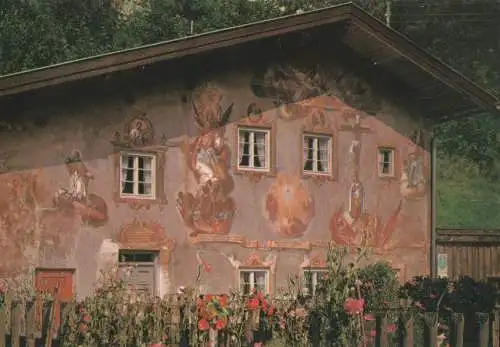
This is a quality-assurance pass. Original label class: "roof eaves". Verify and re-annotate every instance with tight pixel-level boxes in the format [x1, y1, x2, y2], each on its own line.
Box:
[348, 5, 500, 115]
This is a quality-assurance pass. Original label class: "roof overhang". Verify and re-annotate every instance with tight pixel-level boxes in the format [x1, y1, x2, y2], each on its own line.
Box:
[0, 2, 497, 121]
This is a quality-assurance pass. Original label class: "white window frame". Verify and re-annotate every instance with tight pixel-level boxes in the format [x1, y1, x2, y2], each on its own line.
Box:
[303, 269, 328, 296]
[118, 250, 159, 296]
[239, 269, 270, 294]
[120, 152, 156, 199]
[377, 147, 395, 177]
[302, 133, 332, 175]
[237, 127, 271, 172]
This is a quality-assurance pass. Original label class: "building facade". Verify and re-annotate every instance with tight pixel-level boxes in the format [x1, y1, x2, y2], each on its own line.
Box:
[0, 4, 497, 299]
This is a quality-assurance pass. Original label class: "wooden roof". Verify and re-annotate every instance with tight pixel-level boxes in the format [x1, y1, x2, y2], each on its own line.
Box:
[0, 2, 498, 120]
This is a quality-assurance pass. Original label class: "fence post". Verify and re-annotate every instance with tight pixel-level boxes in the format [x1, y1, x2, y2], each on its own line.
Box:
[423, 312, 438, 347]
[375, 312, 389, 347]
[0, 301, 6, 347]
[398, 311, 413, 347]
[450, 312, 464, 347]
[476, 312, 489, 347]
[10, 301, 22, 347]
[25, 300, 37, 347]
[492, 307, 500, 347]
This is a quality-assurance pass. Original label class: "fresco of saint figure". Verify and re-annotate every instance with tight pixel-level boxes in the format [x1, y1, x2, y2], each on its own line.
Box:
[176, 85, 236, 237]
[53, 149, 108, 227]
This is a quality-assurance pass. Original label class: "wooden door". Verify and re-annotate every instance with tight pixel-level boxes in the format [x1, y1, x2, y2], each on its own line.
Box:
[35, 269, 74, 335]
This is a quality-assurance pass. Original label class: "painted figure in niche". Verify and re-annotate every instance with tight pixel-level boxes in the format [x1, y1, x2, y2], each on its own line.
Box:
[400, 131, 427, 199]
[330, 176, 403, 248]
[177, 85, 236, 237]
[250, 64, 326, 120]
[112, 113, 154, 147]
[265, 173, 314, 238]
[0, 170, 44, 275]
[53, 150, 108, 227]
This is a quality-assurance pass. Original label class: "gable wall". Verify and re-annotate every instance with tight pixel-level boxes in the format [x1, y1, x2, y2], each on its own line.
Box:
[0, 34, 431, 297]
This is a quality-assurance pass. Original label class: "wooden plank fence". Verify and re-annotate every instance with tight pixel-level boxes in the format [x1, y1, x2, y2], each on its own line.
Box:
[437, 228, 500, 281]
[0, 297, 499, 346]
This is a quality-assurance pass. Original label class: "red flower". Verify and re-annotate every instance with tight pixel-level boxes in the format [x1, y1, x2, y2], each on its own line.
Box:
[218, 294, 228, 307]
[267, 305, 275, 316]
[387, 324, 396, 333]
[205, 295, 214, 302]
[344, 297, 364, 315]
[82, 315, 91, 323]
[370, 329, 376, 337]
[215, 318, 227, 330]
[248, 298, 260, 310]
[198, 318, 210, 331]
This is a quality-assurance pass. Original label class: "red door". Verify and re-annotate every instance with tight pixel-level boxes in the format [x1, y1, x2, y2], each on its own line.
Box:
[35, 269, 74, 335]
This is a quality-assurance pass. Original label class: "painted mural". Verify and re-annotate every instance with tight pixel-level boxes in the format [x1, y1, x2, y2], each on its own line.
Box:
[177, 84, 236, 237]
[0, 170, 43, 274]
[52, 150, 108, 227]
[250, 63, 382, 118]
[400, 130, 427, 199]
[265, 173, 314, 238]
[250, 64, 326, 121]
[111, 113, 155, 147]
[330, 111, 402, 248]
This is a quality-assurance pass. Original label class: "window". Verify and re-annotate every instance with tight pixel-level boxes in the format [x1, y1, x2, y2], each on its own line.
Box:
[377, 147, 395, 177]
[237, 128, 270, 171]
[120, 153, 155, 198]
[303, 134, 332, 174]
[303, 269, 328, 296]
[239, 269, 269, 294]
[118, 250, 157, 296]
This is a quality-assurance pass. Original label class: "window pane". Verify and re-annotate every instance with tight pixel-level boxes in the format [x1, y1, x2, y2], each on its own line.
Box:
[240, 272, 251, 294]
[254, 271, 267, 292]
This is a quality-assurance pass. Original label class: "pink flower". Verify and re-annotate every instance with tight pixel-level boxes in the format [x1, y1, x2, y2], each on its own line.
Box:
[364, 314, 375, 321]
[370, 329, 376, 337]
[344, 297, 364, 315]
[387, 324, 396, 333]
[415, 301, 425, 310]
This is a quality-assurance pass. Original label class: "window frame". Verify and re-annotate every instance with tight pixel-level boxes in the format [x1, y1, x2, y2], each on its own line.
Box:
[302, 133, 333, 176]
[377, 146, 396, 178]
[119, 151, 157, 199]
[302, 268, 328, 296]
[236, 127, 272, 172]
[118, 249, 159, 296]
[238, 268, 270, 295]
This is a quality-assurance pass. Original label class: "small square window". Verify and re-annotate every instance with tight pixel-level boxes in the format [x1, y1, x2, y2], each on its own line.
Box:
[120, 153, 156, 198]
[303, 134, 332, 174]
[237, 128, 270, 171]
[239, 269, 269, 295]
[303, 269, 328, 296]
[377, 148, 395, 177]
[118, 250, 158, 296]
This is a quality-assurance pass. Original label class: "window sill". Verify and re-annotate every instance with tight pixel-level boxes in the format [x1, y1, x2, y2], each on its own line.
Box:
[232, 166, 276, 183]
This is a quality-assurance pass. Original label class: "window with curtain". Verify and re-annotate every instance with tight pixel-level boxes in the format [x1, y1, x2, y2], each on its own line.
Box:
[120, 152, 155, 197]
[303, 134, 331, 174]
[377, 147, 395, 176]
[239, 269, 269, 294]
[238, 127, 270, 170]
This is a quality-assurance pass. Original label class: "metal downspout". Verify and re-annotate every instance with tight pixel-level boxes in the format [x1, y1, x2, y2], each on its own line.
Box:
[430, 135, 437, 277]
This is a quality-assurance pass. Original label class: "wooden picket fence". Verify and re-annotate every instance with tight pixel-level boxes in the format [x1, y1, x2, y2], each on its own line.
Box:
[0, 297, 499, 347]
